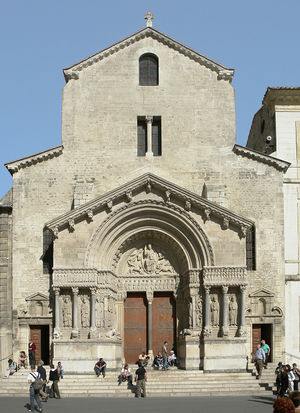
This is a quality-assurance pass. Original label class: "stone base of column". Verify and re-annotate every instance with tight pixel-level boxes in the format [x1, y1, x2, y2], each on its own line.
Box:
[71, 328, 79, 338]
[221, 326, 229, 336]
[89, 327, 98, 339]
[237, 327, 247, 337]
[203, 326, 211, 337]
[53, 328, 61, 339]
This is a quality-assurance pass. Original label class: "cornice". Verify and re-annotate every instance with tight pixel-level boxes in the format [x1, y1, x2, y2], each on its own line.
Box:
[5, 145, 63, 175]
[63, 27, 234, 83]
[263, 87, 300, 110]
[45, 172, 254, 237]
[233, 144, 290, 172]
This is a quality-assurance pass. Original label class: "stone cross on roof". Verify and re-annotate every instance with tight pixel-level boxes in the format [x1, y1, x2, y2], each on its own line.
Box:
[144, 11, 154, 27]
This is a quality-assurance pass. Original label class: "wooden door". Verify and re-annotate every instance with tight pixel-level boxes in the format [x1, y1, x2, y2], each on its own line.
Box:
[124, 293, 147, 364]
[30, 326, 41, 363]
[252, 324, 261, 357]
[152, 293, 175, 357]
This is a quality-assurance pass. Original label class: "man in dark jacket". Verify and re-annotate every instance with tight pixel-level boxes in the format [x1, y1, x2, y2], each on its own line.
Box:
[49, 364, 61, 399]
[135, 362, 147, 398]
[37, 360, 48, 401]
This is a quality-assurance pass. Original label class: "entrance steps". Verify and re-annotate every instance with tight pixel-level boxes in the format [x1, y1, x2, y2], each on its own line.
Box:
[0, 367, 275, 397]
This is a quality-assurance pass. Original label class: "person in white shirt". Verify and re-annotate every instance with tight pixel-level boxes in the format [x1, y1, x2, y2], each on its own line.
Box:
[287, 364, 296, 392]
[168, 350, 177, 367]
[4, 359, 17, 378]
[27, 364, 42, 412]
[118, 363, 133, 386]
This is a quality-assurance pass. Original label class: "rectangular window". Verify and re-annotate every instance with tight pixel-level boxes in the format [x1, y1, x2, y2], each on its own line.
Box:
[246, 227, 256, 270]
[137, 116, 161, 157]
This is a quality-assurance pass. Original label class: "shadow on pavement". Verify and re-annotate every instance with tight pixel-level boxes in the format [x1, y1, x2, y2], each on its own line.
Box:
[248, 395, 276, 405]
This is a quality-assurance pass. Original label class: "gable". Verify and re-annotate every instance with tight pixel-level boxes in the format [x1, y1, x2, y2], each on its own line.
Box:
[25, 292, 49, 301]
[63, 27, 234, 83]
[45, 173, 254, 237]
[248, 288, 274, 298]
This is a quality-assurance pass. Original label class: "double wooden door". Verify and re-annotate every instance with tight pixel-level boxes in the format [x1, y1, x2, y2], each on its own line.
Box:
[124, 292, 175, 363]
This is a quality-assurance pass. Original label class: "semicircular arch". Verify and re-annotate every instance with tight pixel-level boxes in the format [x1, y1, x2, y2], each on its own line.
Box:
[84, 200, 214, 271]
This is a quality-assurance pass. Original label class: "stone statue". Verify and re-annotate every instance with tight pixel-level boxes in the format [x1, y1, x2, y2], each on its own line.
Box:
[80, 296, 89, 328]
[96, 296, 104, 328]
[62, 296, 72, 327]
[196, 296, 202, 328]
[210, 296, 219, 327]
[143, 244, 157, 273]
[229, 295, 238, 326]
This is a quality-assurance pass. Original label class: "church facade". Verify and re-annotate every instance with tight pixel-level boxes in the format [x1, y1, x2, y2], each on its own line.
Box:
[0, 16, 289, 373]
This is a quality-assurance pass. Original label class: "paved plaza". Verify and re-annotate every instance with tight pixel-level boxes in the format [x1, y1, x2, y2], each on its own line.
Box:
[0, 395, 276, 413]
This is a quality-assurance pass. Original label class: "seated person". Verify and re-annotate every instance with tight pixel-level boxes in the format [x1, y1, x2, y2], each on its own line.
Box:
[153, 352, 163, 369]
[57, 361, 64, 379]
[4, 359, 17, 378]
[138, 352, 149, 367]
[168, 350, 177, 367]
[18, 351, 28, 369]
[94, 358, 106, 378]
[118, 363, 133, 386]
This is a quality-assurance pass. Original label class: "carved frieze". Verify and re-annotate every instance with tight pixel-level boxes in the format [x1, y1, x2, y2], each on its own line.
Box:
[53, 268, 98, 287]
[203, 266, 247, 287]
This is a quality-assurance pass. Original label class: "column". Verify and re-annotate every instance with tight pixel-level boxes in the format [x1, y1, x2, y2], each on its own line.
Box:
[203, 286, 211, 336]
[238, 285, 247, 337]
[146, 290, 154, 357]
[146, 116, 153, 157]
[116, 291, 127, 362]
[72, 287, 79, 338]
[221, 286, 229, 336]
[53, 287, 60, 339]
[90, 287, 97, 338]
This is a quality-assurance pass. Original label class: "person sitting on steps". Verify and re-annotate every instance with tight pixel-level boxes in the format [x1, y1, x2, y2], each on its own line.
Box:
[94, 358, 106, 378]
[118, 363, 133, 386]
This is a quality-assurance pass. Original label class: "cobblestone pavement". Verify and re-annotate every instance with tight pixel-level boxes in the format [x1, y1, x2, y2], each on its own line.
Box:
[0, 395, 276, 413]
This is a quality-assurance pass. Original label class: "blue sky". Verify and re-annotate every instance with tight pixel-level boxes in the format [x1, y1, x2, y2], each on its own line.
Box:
[1, 0, 300, 199]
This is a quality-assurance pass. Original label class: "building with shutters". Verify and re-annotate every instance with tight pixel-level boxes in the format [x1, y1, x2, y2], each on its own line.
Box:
[0, 13, 290, 373]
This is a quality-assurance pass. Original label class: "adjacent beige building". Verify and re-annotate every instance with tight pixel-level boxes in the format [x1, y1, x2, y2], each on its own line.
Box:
[247, 87, 300, 365]
[0, 16, 290, 373]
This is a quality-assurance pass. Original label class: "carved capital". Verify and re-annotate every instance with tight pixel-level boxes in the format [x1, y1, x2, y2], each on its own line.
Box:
[116, 291, 127, 301]
[146, 290, 154, 303]
[90, 287, 97, 295]
[145, 116, 153, 123]
[222, 286, 229, 294]
[240, 285, 247, 293]
[53, 287, 60, 296]
[204, 286, 210, 295]
[72, 287, 79, 295]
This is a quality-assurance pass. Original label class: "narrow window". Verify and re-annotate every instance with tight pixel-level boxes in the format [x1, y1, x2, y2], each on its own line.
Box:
[139, 54, 159, 86]
[246, 227, 256, 270]
[137, 116, 162, 156]
[137, 118, 147, 156]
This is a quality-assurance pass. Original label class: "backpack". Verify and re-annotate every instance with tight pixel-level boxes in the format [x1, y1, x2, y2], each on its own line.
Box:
[30, 373, 43, 391]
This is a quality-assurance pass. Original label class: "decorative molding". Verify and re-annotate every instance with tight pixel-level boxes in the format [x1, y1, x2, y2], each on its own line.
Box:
[25, 292, 49, 301]
[203, 266, 247, 287]
[5, 145, 63, 175]
[87, 199, 215, 268]
[45, 172, 254, 241]
[233, 144, 290, 172]
[63, 27, 234, 83]
[248, 288, 274, 298]
[53, 268, 99, 288]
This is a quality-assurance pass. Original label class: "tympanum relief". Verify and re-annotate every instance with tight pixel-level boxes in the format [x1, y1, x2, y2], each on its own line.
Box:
[127, 244, 175, 275]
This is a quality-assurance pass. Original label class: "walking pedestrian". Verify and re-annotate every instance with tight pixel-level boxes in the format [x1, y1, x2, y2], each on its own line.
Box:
[261, 339, 271, 368]
[49, 364, 61, 399]
[293, 364, 300, 391]
[27, 364, 43, 412]
[162, 341, 169, 371]
[279, 366, 290, 397]
[254, 344, 265, 379]
[135, 361, 147, 398]
[287, 365, 296, 392]
[37, 360, 48, 401]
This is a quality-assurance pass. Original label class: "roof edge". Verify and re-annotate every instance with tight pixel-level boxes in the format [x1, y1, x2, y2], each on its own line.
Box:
[233, 144, 290, 172]
[5, 145, 64, 175]
[63, 27, 234, 83]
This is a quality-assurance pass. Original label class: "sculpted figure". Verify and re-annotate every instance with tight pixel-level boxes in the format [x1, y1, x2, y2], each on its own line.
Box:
[196, 296, 202, 328]
[210, 296, 219, 327]
[127, 249, 143, 274]
[143, 244, 157, 273]
[62, 296, 72, 327]
[229, 296, 238, 326]
[81, 296, 89, 328]
[96, 297, 104, 328]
